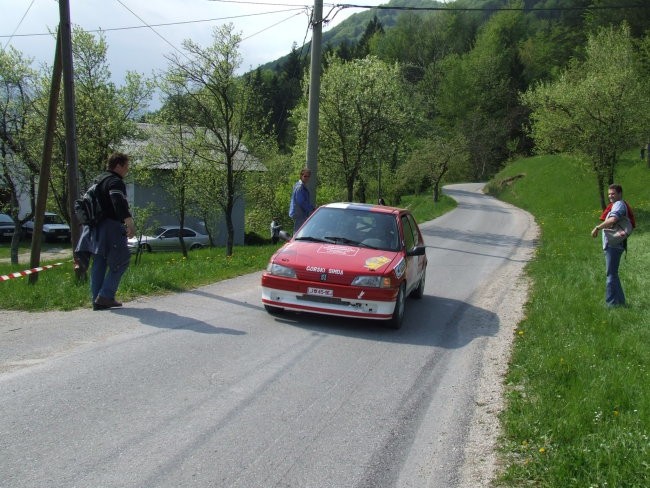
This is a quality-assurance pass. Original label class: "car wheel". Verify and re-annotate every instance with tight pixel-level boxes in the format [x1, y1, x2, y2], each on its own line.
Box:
[141, 243, 152, 252]
[388, 283, 405, 330]
[264, 304, 284, 315]
[410, 268, 426, 299]
[190, 243, 203, 250]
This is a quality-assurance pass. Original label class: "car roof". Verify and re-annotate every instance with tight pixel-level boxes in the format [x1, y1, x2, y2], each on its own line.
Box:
[158, 225, 204, 233]
[321, 202, 405, 215]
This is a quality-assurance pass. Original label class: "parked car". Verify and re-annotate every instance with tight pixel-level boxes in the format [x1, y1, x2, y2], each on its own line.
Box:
[261, 202, 428, 329]
[128, 226, 210, 253]
[22, 212, 71, 243]
[0, 213, 17, 241]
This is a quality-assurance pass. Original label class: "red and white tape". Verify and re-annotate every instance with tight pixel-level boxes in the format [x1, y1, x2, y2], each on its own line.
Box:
[1, 262, 64, 281]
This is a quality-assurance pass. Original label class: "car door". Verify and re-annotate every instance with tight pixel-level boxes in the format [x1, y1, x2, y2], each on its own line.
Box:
[160, 228, 179, 251]
[400, 213, 424, 295]
[181, 228, 197, 247]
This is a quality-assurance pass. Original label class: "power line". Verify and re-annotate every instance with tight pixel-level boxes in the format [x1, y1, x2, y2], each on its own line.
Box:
[0, 7, 307, 38]
[2, 0, 36, 50]
[335, 3, 650, 12]
[242, 11, 307, 42]
[115, 0, 184, 56]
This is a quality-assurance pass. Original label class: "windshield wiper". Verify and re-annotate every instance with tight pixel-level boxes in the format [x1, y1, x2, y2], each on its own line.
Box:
[294, 235, 334, 243]
[323, 236, 376, 248]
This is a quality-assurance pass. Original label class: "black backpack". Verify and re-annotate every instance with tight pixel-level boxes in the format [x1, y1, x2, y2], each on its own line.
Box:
[74, 173, 112, 227]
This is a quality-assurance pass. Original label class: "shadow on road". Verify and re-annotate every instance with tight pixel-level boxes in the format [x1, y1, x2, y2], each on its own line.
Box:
[267, 294, 499, 349]
[110, 307, 246, 336]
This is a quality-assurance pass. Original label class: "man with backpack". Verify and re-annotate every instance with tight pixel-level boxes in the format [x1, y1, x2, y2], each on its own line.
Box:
[75, 152, 136, 310]
[591, 184, 635, 307]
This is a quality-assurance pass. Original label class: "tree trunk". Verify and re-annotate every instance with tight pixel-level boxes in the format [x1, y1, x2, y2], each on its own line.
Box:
[596, 174, 606, 210]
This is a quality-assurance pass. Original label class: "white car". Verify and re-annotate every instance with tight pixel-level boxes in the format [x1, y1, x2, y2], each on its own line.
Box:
[22, 212, 71, 243]
[128, 226, 210, 253]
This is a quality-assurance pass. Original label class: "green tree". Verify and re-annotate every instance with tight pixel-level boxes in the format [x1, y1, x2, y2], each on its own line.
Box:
[399, 133, 469, 203]
[435, 9, 529, 179]
[43, 28, 152, 221]
[0, 46, 43, 264]
[163, 23, 263, 256]
[294, 55, 411, 202]
[522, 25, 648, 208]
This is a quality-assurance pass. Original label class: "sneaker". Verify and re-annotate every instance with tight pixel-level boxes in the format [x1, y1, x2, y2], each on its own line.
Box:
[94, 296, 123, 308]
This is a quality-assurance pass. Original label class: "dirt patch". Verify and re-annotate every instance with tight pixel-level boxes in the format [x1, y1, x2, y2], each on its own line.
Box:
[0, 248, 72, 265]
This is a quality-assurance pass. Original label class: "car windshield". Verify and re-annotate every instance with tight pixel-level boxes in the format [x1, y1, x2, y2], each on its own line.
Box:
[44, 214, 64, 224]
[0, 214, 13, 223]
[296, 207, 400, 251]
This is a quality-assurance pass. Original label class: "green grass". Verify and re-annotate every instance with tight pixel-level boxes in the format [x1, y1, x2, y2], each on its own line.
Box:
[400, 192, 457, 223]
[0, 193, 454, 312]
[488, 152, 650, 487]
[0, 245, 276, 311]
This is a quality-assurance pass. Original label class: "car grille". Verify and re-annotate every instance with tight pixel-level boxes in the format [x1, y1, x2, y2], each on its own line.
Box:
[297, 295, 348, 306]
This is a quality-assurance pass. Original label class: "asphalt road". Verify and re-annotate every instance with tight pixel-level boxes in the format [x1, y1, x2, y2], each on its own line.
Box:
[0, 183, 538, 488]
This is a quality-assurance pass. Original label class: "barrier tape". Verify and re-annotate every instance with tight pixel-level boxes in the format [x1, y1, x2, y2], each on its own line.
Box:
[1, 262, 64, 281]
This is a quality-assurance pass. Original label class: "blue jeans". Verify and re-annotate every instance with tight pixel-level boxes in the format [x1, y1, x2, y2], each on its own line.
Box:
[604, 246, 625, 306]
[90, 249, 130, 302]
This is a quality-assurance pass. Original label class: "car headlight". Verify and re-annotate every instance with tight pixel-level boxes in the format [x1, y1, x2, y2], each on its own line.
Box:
[267, 262, 297, 278]
[351, 275, 392, 288]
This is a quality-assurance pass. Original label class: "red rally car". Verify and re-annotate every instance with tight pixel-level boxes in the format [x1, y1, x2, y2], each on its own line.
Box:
[261, 202, 428, 329]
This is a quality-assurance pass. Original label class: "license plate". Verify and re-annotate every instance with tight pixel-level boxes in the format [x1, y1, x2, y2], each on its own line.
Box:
[307, 287, 333, 297]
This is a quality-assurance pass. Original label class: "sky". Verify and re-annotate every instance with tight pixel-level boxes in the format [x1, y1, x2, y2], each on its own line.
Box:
[1, 0, 377, 85]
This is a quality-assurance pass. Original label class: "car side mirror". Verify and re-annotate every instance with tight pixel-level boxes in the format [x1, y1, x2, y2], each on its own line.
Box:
[279, 230, 291, 242]
[407, 245, 426, 257]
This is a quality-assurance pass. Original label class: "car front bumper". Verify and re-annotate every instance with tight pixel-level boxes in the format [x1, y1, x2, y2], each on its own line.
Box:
[261, 274, 398, 320]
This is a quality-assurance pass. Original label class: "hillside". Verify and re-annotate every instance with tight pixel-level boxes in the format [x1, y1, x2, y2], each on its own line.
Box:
[257, 0, 447, 71]
[488, 152, 649, 485]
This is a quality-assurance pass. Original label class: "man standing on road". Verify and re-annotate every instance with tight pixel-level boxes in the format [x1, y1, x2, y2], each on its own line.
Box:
[289, 168, 314, 233]
[591, 184, 633, 307]
[76, 152, 136, 310]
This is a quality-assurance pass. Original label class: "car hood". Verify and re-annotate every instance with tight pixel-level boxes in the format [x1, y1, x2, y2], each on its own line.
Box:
[272, 241, 401, 283]
[128, 235, 155, 244]
[43, 224, 69, 231]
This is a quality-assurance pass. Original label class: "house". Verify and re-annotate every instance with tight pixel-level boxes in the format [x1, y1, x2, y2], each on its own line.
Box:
[124, 123, 266, 246]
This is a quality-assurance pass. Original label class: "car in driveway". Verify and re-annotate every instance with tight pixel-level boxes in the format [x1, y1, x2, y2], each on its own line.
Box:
[128, 226, 210, 253]
[261, 202, 428, 329]
[22, 212, 71, 242]
[0, 213, 17, 241]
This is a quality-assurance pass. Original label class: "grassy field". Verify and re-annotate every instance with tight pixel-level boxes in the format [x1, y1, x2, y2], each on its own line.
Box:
[0, 193, 456, 311]
[487, 152, 649, 486]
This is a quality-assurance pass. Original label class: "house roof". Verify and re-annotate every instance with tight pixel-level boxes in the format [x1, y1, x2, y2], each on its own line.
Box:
[123, 123, 266, 172]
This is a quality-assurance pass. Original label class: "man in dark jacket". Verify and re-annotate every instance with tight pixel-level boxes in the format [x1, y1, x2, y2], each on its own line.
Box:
[76, 152, 136, 310]
[289, 168, 314, 233]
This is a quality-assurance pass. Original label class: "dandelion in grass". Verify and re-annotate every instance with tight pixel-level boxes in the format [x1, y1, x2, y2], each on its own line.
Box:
[539, 447, 546, 454]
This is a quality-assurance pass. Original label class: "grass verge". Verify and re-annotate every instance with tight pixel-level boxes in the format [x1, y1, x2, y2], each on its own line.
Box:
[487, 152, 650, 486]
[0, 193, 455, 312]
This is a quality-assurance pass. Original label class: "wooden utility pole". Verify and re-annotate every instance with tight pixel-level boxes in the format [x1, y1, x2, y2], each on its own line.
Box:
[28, 31, 62, 284]
[58, 0, 83, 279]
[305, 0, 322, 206]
